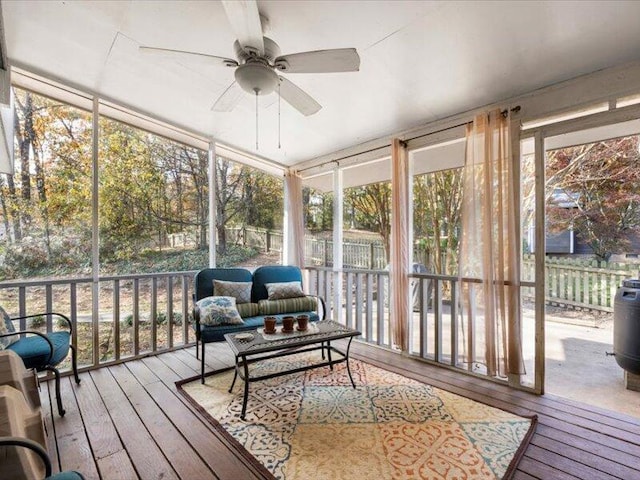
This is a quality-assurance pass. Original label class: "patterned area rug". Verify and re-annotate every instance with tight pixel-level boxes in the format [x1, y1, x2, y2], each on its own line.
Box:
[177, 352, 536, 480]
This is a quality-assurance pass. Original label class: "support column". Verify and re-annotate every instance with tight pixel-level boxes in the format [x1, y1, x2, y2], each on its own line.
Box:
[333, 167, 344, 322]
[208, 141, 217, 268]
[91, 97, 100, 368]
[283, 169, 291, 265]
[534, 132, 545, 394]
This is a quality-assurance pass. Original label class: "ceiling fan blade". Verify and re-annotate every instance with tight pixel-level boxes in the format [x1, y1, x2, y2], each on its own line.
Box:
[212, 82, 244, 112]
[139, 46, 238, 67]
[274, 48, 360, 74]
[221, 0, 265, 56]
[278, 76, 321, 116]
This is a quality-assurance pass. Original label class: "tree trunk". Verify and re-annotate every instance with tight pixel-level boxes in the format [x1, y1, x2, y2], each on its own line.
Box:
[4, 174, 21, 242]
[217, 223, 227, 254]
[0, 177, 11, 242]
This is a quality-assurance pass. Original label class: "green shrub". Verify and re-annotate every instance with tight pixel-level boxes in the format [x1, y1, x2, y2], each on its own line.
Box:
[29, 315, 46, 330]
[122, 314, 134, 327]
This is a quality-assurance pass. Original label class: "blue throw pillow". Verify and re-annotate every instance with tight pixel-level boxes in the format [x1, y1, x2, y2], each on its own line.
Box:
[196, 296, 244, 326]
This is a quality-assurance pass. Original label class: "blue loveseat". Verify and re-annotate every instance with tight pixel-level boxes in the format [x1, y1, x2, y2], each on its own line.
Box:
[192, 265, 325, 381]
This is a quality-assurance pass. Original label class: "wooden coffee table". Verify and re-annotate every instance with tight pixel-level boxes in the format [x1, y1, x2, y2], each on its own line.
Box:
[224, 320, 361, 419]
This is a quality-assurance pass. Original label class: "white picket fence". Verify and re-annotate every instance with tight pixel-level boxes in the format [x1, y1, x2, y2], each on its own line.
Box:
[522, 254, 640, 312]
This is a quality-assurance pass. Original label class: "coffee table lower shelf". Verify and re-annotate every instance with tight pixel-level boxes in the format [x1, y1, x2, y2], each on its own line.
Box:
[224, 321, 360, 420]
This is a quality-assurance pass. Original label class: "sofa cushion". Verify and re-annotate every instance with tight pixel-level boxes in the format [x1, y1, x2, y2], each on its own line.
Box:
[213, 280, 252, 304]
[197, 296, 244, 326]
[265, 281, 305, 300]
[258, 296, 318, 315]
[236, 302, 259, 318]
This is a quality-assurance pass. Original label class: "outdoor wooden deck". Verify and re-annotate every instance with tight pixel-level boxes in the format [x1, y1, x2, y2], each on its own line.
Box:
[41, 341, 640, 480]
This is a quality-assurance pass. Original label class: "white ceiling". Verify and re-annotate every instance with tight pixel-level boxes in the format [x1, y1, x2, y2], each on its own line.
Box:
[4, 0, 640, 167]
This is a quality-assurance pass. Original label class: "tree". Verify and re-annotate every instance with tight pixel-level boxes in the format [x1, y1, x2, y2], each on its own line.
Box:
[215, 157, 248, 254]
[147, 138, 209, 249]
[413, 168, 463, 275]
[303, 187, 333, 232]
[242, 171, 283, 230]
[99, 119, 165, 259]
[344, 182, 391, 261]
[546, 136, 640, 260]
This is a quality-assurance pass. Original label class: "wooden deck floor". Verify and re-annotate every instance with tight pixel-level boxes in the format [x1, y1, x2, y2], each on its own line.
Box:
[41, 341, 640, 480]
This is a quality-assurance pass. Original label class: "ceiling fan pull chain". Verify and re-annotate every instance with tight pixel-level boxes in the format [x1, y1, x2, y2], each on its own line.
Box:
[255, 90, 259, 150]
[278, 81, 281, 149]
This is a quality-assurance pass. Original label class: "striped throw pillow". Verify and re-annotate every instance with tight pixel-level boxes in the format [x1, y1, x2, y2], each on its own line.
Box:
[258, 296, 318, 315]
[236, 302, 259, 318]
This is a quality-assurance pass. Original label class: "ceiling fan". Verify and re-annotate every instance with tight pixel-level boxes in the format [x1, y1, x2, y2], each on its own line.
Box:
[139, 0, 360, 117]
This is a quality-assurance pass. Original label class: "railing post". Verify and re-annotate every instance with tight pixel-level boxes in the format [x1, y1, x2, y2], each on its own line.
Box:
[45, 285, 53, 332]
[366, 273, 373, 342]
[450, 280, 458, 367]
[182, 275, 190, 345]
[151, 277, 158, 351]
[133, 278, 140, 356]
[345, 272, 353, 329]
[377, 272, 385, 346]
[419, 277, 428, 359]
[70, 283, 78, 364]
[114, 280, 120, 362]
[266, 231, 271, 253]
[434, 279, 442, 363]
[167, 276, 174, 349]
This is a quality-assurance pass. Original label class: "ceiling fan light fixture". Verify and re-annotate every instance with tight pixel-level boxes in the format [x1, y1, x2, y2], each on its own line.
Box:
[235, 62, 279, 95]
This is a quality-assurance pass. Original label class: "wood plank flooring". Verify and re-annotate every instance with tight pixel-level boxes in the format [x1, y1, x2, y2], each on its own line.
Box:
[41, 341, 640, 480]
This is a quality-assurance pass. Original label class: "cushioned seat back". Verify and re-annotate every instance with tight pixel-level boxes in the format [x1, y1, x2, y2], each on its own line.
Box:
[252, 266, 303, 302]
[194, 268, 253, 301]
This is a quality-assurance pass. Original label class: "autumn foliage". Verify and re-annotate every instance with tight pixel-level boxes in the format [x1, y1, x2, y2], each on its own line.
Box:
[546, 136, 640, 260]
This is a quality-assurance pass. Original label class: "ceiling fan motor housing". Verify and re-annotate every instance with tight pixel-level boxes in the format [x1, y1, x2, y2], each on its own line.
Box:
[233, 37, 281, 63]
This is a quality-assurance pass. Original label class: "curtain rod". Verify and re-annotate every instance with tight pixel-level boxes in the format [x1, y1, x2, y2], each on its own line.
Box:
[298, 106, 521, 174]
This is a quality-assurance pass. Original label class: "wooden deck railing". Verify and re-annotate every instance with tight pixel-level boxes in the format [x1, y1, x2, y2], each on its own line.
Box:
[304, 266, 536, 381]
[0, 271, 196, 372]
[2, 265, 535, 384]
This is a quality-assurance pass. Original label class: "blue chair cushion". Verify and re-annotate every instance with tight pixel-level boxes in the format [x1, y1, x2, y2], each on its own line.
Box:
[252, 266, 303, 302]
[196, 311, 320, 343]
[47, 471, 85, 480]
[7, 331, 71, 369]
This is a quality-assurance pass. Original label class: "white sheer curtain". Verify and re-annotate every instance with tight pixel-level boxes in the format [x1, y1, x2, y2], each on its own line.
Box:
[390, 139, 410, 351]
[284, 170, 305, 267]
[459, 110, 525, 377]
